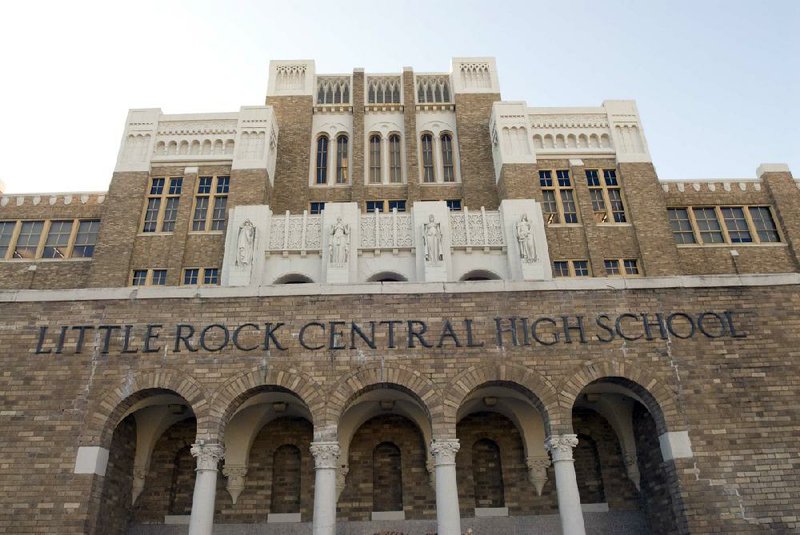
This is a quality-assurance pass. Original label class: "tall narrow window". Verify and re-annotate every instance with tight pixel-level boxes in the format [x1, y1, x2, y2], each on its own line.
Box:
[72, 220, 100, 258]
[421, 134, 434, 182]
[142, 178, 164, 232]
[192, 176, 229, 231]
[749, 207, 779, 242]
[162, 178, 182, 231]
[668, 208, 696, 244]
[541, 170, 577, 224]
[369, 134, 382, 183]
[336, 134, 349, 184]
[693, 207, 724, 243]
[441, 133, 454, 182]
[0, 221, 16, 259]
[316, 135, 329, 184]
[142, 177, 182, 232]
[721, 207, 752, 243]
[389, 134, 402, 183]
[557, 170, 578, 223]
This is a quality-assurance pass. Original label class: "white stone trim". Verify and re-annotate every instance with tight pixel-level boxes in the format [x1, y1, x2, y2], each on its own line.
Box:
[371, 511, 406, 520]
[73, 446, 109, 476]
[268, 513, 302, 523]
[475, 507, 509, 517]
[756, 163, 791, 177]
[659, 431, 693, 461]
[3, 273, 797, 303]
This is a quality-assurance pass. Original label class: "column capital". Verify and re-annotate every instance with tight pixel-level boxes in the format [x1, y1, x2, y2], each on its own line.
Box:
[545, 434, 579, 462]
[310, 441, 340, 469]
[190, 442, 224, 471]
[430, 438, 460, 465]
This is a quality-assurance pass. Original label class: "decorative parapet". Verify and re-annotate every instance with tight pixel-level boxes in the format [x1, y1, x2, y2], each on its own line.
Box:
[366, 75, 402, 111]
[490, 101, 536, 181]
[267, 60, 315, 97]
[415, 73, 453, 110]
[0, 192, 106, 208]
[267, 212, 323, 254]
[660, 179, 762, 194]
[451, 57, 500, 94]
[529, 107, 614, 156]
[315, 75, 352, 111]
[449, 207, 505, 249]
[114, 106, 279, 180]
[359, 210, 413, 250]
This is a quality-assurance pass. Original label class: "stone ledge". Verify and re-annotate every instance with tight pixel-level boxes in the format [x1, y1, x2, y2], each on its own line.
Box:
[0, 273, 798, 303]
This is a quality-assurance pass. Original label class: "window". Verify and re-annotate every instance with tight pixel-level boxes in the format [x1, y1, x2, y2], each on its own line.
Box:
[446, 199, 462, 211]
[13, 221, 44, 259]
[315, 135, 329, 184]
[540, 170, 578, 224]
[366, 200, 406, 213]
[441, 133, 454, 182]
[604, 259, 640, 277]
[73, 220, 100, 258]
[183, 267, 220, 286]
[553, 259, 591, 277]
[42, 220, 73, 259]
[667, 206, 780, 245]
[667, 208, 696, 244]
[192, 176, 229, 232]
[369, 134, 382, 183]
[142, 177, 182, 233]
[421, 134, 434, 182]
[131, 269, 167, 286]
[0, 221, 15, 259]
[586, 169, 626, 223]
[389, 134, 402, 183]
[309, 202, 325, 215]
[336, 134, 348, 184]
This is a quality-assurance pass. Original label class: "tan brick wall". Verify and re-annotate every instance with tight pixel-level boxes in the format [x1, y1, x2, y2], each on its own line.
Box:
[454, 93, 501, 210]
[266, 95, 314, 213]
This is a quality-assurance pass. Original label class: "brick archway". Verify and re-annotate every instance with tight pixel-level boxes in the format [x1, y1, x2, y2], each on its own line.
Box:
[324, 363, 444, 435]
[442, 363, 559, 436]
[87, 368, 209, 448]
[557, 357, 684, 435]
[208, 365, 325, 441]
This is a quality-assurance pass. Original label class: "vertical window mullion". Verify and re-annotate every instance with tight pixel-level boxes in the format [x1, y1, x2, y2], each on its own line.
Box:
[742, 206, 760, 244]
[717, 207, 732, 243]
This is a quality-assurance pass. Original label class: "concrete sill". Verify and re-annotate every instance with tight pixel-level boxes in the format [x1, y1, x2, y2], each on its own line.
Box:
[164, 515, 190, 524]
[475, 507, 509, 517]
[371, 511, 405, 520]
[267, 513, 302, 523]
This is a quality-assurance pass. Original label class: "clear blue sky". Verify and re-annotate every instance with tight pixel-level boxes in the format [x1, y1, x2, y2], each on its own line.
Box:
[0, 0, 797, 193]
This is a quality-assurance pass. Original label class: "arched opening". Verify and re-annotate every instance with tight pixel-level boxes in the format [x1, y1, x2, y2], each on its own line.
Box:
[217, 385, 315, 523]
[372, 442, 403, 512]
[273, 273, 314, 284]
[367, 271, 407, 282]
[93, 389, 197, 534]
[460, 269, 501, 281]
[571, 377, 686, 532]
[455, 381, 554, 519]
[337, 383, 434, 522]
[472, 438, 505, 508]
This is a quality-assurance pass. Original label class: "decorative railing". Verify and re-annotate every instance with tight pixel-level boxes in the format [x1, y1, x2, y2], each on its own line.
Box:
[449, 208, 505, 248]
[416, 74, 452, 105]
[268, 212, 322, 253]
[360, 210, 413, 249]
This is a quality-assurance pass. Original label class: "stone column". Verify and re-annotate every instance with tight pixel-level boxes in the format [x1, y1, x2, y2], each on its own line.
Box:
[310, 441, 340, 535]
[188, 442, 224, 535]
[430, 438, 461, 535]
[545, 434, 586, 535]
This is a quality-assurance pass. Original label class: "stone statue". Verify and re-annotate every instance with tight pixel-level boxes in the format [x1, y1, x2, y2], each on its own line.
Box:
[236, 219, 256, 267]
[329, 217, 350, 265]
[423, 214, 443, 265]
[515, 214, 537, 262]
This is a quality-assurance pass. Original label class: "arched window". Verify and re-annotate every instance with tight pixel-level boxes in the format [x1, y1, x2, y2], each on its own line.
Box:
[389, 134, 402, 183]
[472, 438, 505, 508]
[421, 134, 434, 183]
[373, 442, 403, 512]
[369, 134, 382, 184]
[336, 134, 349, 184]
[271, 445, 302, 513]
[441, 133, 454, 182]
[316, 135, 329, 184]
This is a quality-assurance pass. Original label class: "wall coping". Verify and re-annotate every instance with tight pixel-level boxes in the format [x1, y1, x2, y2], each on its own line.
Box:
[0, 273, 798, 303]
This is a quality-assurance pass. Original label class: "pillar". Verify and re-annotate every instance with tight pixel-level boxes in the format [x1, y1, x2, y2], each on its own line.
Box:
[430, 438, 461, 535]
[310, 441, 339, 535]
[188, 442, 224, 535]
[545, 434, 586, 535]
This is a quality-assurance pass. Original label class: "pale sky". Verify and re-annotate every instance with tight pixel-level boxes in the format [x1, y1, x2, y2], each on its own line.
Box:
[0, 0, 797, 194]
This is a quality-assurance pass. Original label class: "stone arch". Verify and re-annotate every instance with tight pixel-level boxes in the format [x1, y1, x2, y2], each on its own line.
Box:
[88, 368, 209, 448]
[459, 269, 501, 281]
[273, 273, 314, 284]
[443, 363, 559, 436]
[325, 363, 444, 434]
[366, 271, 408, 282]
[558, 358, 683, 435]
[209, 365, 325, 442]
